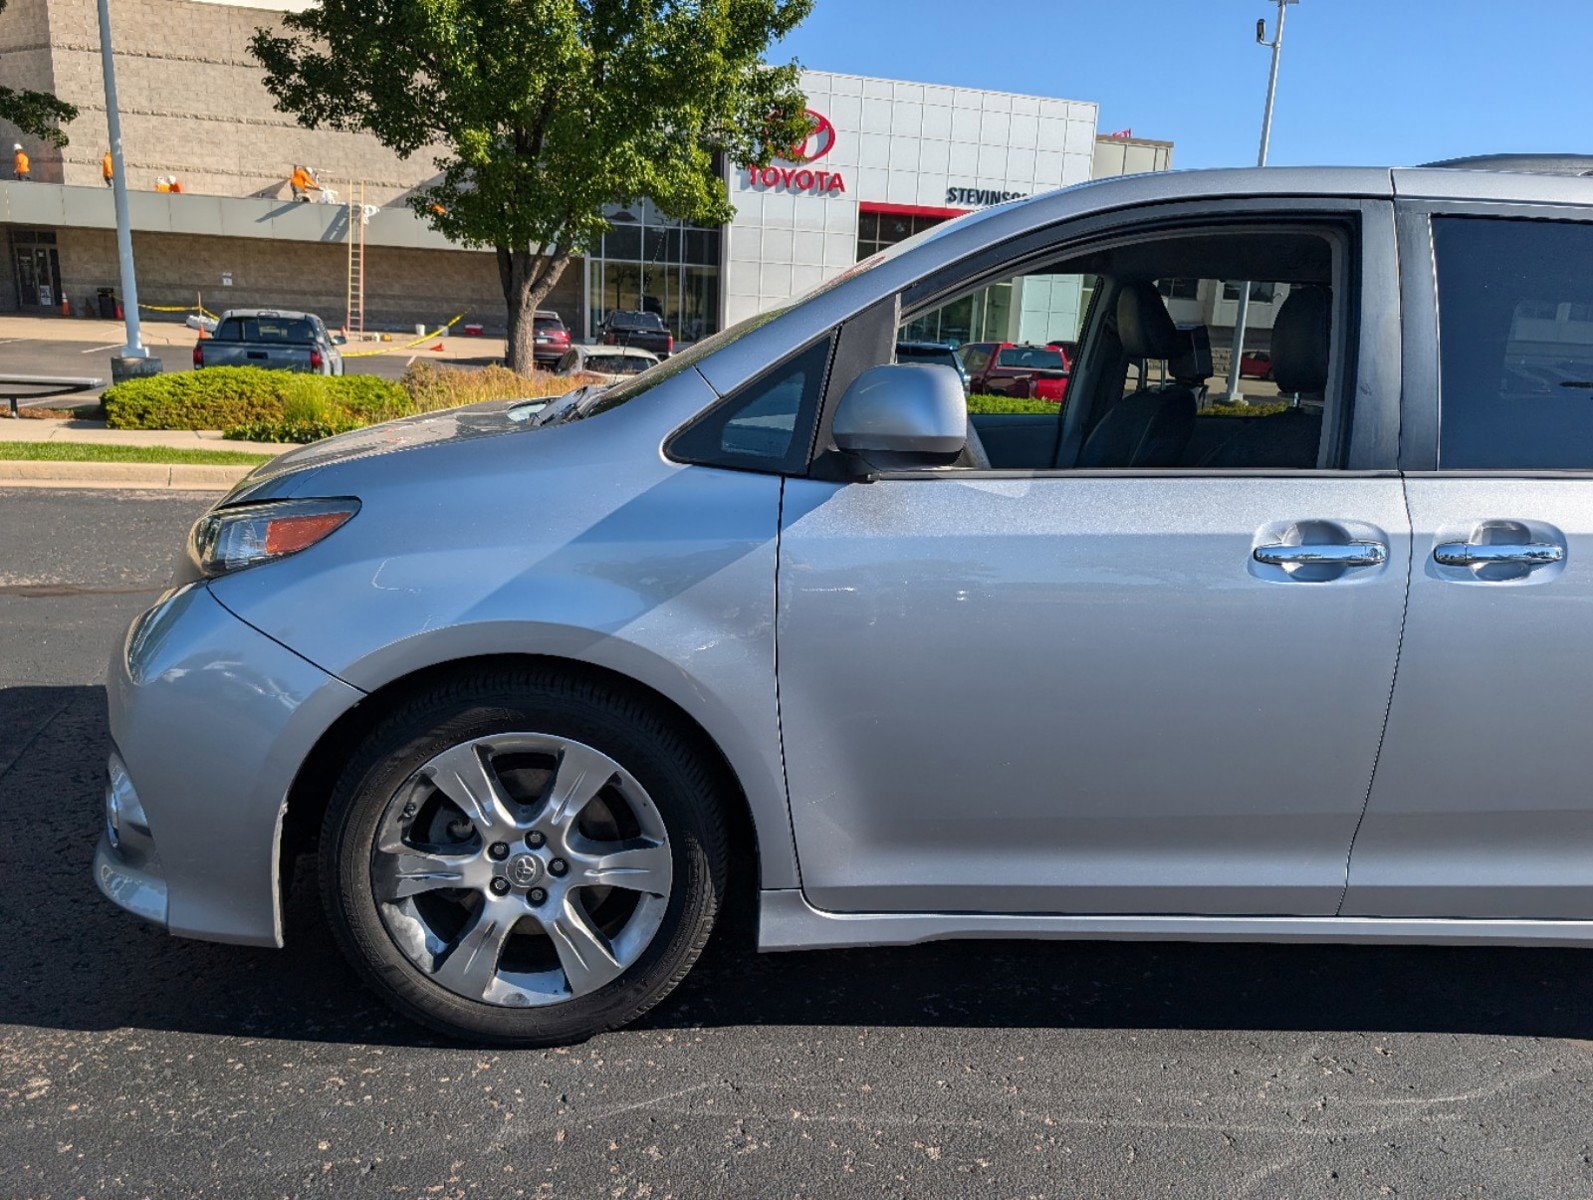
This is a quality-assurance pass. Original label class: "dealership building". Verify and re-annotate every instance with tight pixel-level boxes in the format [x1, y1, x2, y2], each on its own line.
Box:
[0, 0, 1172, 343]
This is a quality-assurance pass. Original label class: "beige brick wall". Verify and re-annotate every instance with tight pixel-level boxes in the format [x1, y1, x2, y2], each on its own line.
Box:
[52, 225, 583, 333]
[0, 0, 64, 178]
[6, 0, 439, 202]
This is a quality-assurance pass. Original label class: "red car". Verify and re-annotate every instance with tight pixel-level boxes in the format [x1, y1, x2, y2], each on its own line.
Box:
[961, 341, 1072, 402]
[1238, 349, 1274, 380]
[532, 310, 571, 370]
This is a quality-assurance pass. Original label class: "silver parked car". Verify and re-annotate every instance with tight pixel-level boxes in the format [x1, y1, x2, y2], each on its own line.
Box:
[98, 157, 1593, 1044]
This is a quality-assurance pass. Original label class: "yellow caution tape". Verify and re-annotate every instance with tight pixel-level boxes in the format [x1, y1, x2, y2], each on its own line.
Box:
[138, 302, 204, 313]
[341, 311, 469, 358]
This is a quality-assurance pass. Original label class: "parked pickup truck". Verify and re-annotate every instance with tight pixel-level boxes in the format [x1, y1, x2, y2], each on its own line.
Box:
[194, 309, 343, 375]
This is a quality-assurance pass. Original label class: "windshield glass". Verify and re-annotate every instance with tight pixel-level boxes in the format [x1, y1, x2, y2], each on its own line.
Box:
[606, 311, 665, 330]
[214, 316, 317, 343]
[996, 346, 1067, 370]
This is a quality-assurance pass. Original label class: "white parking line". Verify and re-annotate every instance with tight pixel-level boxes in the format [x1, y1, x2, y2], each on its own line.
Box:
[80, 342, 123, 354]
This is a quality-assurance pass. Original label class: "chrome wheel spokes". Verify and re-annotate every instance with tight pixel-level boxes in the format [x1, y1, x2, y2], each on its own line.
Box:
[370, 733, 672, 1007]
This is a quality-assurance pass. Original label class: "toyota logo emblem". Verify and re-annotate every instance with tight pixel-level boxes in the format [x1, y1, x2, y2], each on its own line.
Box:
[787, 110, 836, 164]
[504, 854, 541, 888]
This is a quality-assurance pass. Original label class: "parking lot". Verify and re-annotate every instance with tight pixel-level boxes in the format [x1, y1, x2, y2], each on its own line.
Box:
[0, 319, 510, 409]
[3, 487, 1593, 1198]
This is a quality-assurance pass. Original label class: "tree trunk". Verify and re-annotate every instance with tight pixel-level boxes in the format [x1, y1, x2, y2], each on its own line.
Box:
[498, 245, 573, 374]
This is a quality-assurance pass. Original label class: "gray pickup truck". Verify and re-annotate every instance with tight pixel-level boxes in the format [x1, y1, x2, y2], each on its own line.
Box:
[193, 308, 343, 375]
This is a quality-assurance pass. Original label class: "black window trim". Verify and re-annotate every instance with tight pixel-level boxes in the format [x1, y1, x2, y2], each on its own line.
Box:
[662, 333, 837, 476]
[1396, 197, 1593, 473]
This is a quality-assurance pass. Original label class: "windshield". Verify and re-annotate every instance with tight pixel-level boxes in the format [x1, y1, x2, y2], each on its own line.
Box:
[214, 316, 317, 343]
[606, 312, 665, 330]
[996, 346, 1067, 370]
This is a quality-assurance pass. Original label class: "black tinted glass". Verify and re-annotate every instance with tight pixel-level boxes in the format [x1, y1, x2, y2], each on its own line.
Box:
[1435, 216, 1593, 469]
[668, 337, 832, 473]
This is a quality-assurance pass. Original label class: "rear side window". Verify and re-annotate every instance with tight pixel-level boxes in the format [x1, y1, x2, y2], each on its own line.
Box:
[668, 337, 832, 473]
[1435, 216, 1593, 469]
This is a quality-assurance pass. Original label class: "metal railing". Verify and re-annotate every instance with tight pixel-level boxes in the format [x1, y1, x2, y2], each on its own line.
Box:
[0, 374, 105, 418]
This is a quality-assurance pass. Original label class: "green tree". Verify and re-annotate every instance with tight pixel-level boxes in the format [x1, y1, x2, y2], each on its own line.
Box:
[251, 0, 813, 370]
[0, 0, 77, 148]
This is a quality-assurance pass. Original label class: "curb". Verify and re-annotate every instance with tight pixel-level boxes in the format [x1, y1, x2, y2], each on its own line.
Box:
[0, 460, 249, 490]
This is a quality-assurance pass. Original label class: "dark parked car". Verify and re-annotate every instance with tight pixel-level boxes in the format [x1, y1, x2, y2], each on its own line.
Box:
[961, 341, 1070, 402]
[895, 340, 969, 390]
[532, 310, 571, 370]
[599, 310, 674, 358]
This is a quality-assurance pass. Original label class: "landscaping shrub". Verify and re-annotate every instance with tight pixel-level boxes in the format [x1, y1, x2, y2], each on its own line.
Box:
[966, 393, 1062, 415]
[1205, 400, 1288, 417]
[400, 360, 576, 413]
[103, 367, 409, 433]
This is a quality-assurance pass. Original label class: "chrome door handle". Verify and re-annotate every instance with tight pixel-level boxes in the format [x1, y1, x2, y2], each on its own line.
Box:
[1433, 541, 1563, 567]
[1254, 541, 1387, 568]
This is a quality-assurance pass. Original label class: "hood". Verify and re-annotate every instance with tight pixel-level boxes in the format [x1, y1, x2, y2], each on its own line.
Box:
[227, 396, 552, 499]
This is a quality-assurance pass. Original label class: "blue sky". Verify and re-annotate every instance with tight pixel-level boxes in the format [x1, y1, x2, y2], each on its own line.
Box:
[773, 0, 1593, 169]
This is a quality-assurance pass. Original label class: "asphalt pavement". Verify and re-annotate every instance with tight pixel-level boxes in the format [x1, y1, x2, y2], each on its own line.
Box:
[4, 488, 1593, 1199]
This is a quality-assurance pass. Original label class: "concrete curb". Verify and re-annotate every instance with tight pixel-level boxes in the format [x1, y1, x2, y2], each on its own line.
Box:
[0, 460, 248, 490]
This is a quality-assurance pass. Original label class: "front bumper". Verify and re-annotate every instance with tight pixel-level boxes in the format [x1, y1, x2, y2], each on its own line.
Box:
[94, 830, 168, 928]
[100, 582, 364, 947]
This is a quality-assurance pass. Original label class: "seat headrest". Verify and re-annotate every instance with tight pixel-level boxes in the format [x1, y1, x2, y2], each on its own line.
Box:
[1116, 284, 1181, 360]
[1270, 286, 1331, 395]
[1169, 324, 1212, 386]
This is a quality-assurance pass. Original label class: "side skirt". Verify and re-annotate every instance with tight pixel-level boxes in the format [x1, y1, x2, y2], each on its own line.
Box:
[758, 889, 1593, 951]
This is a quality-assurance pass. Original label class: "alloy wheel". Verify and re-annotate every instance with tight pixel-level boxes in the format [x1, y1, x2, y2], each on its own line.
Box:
[370, 733, 673, 1007]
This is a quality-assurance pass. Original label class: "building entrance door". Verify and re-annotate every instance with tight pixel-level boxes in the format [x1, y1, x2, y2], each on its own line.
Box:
[11, 231, 62, 310]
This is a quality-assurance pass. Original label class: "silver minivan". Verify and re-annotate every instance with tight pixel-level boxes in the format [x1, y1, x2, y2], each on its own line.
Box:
[97, 159, 1593, 1044]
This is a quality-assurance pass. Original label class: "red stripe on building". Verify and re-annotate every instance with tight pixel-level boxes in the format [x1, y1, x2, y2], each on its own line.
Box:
[857, 201, 971, 221]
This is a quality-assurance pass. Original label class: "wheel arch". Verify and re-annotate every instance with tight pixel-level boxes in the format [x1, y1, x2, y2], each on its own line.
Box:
[279, 652, 774, 938]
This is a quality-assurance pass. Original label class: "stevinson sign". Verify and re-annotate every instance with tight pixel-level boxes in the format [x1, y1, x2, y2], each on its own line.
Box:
[740, 110, 846, 196]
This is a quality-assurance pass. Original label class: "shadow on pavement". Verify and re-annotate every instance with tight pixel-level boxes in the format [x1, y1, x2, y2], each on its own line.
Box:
[5, 682, 1592, 1047]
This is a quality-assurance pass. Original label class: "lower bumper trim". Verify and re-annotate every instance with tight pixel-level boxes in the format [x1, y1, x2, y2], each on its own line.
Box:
[94, 833, 169, 930]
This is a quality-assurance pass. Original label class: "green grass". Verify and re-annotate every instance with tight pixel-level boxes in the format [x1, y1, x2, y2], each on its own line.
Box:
[0, 442, 275, 466]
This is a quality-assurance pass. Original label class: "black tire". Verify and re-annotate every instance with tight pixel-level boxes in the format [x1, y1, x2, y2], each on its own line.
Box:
[319, 665, 728, 1046]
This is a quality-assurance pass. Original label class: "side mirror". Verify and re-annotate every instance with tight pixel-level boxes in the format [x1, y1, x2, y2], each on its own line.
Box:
[831, 364, 967, 469]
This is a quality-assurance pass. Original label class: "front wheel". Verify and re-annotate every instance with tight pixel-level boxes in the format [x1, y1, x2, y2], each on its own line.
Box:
[320, 668, 728, 1045]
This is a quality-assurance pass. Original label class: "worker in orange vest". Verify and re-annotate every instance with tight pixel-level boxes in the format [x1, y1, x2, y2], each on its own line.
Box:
[289, 164, 319, 201]
[101, 150, 113, 187]
[154, 176, 172, 193]
[13, 144, 30, 181]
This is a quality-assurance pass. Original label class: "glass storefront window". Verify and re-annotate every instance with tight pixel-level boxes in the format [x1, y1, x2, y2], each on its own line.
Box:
[587, 203, 722, 345]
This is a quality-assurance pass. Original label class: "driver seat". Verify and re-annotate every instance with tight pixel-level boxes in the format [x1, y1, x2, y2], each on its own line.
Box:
[1075, 284, 1197, 468]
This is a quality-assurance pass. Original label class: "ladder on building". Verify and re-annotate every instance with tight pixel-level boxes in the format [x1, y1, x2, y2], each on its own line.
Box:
[344, 181, 366, 335]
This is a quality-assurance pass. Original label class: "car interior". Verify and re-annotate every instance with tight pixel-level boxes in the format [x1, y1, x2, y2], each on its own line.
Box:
[900, 227, 1343, 473]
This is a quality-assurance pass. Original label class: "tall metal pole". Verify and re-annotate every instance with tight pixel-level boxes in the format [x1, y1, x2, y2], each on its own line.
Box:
[1223, 0, 1292, 402]
[96, 0, 145, 359]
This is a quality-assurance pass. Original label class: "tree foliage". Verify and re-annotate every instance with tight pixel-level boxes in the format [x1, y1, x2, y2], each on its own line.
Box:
[0, 0, 77, 147]
[251, 0, 813, 367]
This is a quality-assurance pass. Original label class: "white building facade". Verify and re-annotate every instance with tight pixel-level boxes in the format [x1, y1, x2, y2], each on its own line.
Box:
[720, 70, 1102, 329]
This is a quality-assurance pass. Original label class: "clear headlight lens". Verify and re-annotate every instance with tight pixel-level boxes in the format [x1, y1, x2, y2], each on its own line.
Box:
[191, 498, 360, 577]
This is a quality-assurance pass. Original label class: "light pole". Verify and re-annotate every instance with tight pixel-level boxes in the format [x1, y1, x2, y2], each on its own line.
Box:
[1223, 0, 1296, 403]
[96, 0, 156, 375]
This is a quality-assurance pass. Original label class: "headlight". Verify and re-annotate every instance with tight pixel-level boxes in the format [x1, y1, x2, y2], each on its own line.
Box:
[190, 498, 360, 578]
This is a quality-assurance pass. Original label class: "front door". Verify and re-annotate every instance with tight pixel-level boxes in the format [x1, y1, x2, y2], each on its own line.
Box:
[1345, 211, 1593, 919]
[777, 211, 1409, 917]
